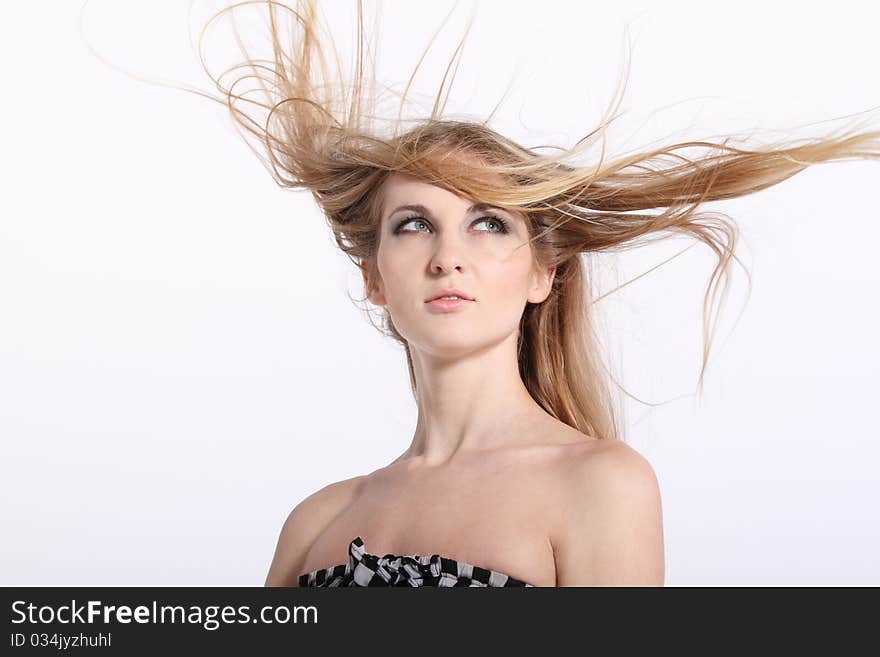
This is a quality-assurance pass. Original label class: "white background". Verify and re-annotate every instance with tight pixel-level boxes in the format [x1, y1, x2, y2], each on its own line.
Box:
[2, 0, 878, 585]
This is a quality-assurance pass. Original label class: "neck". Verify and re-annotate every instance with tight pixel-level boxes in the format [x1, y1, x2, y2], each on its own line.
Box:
[399, 333, 549, 468]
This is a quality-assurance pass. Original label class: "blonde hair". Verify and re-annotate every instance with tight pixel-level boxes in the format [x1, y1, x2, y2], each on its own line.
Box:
[96, 0, 880, 442]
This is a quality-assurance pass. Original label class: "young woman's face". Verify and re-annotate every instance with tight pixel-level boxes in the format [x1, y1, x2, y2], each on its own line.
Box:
[365, 172, 555, 357]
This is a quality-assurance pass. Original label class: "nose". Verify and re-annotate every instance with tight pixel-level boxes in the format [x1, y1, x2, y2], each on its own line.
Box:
[428, 235, 466, 274]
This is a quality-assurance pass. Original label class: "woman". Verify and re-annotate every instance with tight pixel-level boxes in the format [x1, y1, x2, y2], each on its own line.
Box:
[268, 165, 666, 587]
[165, 0, 877, 586]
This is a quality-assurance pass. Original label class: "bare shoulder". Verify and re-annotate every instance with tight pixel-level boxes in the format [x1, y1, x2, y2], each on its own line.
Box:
[264, 474, 367, 587]
[551, 438, 665, 586]
[562, 438, 660, 486]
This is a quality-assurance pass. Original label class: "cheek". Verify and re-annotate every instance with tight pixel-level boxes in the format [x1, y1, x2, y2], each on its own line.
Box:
[376, 249, 417, 305]
[496, 267, 529, 300]
[491, 251, 534, 301]
[475, 262, 532, 330]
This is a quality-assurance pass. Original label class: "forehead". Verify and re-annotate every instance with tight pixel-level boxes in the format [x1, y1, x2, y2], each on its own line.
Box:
[380, 173, 463, 210]
[379, 172, 518, 221]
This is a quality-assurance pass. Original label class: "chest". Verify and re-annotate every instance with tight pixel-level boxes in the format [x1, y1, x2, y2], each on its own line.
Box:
[300, 453, 569, 587]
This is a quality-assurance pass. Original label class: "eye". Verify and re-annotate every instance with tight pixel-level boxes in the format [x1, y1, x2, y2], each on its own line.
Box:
[394, 217, 431, 234]
[393, 215, 511, 235]
[474, 216, 511, 234]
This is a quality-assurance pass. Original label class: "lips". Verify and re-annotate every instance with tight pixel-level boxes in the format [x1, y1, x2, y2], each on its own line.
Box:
[425, 288, 474, 302]
[425, 296, 472, 312]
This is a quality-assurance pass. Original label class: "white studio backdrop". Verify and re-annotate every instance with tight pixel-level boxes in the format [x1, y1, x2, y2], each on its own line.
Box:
[1, 0, 878, 585]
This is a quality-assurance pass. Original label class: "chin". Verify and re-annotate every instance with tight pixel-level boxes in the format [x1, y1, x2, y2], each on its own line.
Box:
[416, 333, 484, 356]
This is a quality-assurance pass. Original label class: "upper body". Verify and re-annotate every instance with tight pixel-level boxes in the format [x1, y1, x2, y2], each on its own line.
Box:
[264, 416, 665, 587]
[265, 172, 664, 587]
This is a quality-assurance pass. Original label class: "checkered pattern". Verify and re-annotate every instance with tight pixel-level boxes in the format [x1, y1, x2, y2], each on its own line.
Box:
[298, 535, 535, 587]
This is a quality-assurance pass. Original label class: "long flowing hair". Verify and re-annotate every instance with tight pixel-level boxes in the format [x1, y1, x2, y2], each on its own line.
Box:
[90, 0, 880, 442]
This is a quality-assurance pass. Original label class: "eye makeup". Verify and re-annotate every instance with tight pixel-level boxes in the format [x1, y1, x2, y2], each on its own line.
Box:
[392, 214, 512, 236]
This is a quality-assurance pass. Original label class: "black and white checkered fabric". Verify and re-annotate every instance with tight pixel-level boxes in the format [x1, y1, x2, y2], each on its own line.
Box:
[298, 535, 535, 587]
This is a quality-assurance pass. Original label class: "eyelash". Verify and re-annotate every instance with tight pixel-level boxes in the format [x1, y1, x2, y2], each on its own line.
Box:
[392, 215, 511, 235]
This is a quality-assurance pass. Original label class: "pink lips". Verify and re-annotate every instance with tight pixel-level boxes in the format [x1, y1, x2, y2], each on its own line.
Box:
[426, 297, 473, 312]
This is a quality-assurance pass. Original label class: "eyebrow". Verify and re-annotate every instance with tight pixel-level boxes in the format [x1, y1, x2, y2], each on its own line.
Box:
[385, 202, 510, 221]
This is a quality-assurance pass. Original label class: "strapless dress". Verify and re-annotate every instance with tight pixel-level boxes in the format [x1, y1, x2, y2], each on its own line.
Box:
[298, 535, 536, 587]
